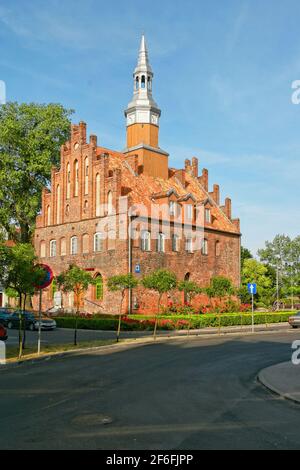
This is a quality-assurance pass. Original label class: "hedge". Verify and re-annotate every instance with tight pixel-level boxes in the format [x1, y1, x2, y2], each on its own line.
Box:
[55, 312, 293, 331]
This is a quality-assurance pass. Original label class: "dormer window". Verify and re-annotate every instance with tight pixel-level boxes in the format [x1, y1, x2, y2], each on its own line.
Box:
[205, 208, 211, 223]
[186, 204, 193, 221]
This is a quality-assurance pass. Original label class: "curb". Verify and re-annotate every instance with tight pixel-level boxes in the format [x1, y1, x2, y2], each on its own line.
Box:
[258, 367, 300, 405]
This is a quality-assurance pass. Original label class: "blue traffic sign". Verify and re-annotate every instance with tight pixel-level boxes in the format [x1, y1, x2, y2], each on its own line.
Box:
[135, 264, 141, 274]
[247, 283, 257, 295]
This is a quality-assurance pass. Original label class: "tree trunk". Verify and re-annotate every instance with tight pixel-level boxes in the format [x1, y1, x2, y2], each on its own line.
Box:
[116, 291, 125, 343]
[22, 294, 27, 350]
[18, 293, 23, 359]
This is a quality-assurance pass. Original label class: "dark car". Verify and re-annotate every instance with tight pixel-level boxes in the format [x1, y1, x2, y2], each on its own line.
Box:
[0, 323, 8, 341]
[0, 308, 13, 326]
[6, 311, 37, 331]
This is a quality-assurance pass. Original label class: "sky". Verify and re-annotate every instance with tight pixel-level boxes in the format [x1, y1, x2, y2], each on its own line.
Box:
[0, 0, 299, 255]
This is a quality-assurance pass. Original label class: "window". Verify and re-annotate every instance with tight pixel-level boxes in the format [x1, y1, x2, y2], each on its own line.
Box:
[135, 77, 139, 90]
[50, 240, 57, 258]
[205, 208, 211, 223]
[82, 234, 89, 254]
[141, 75, 146, 88]
[215, 241, 220, 257]
[107, 191, 113, 215]
[157, 233, 165, 253]
[172, 234, 179, 252]
[141, 231, 151, 252]
[96, 174, 101, 217]
[66, 163, 71, 199]
[202, 238, 208, 256]
[40, 241, 46, 258]
[94, 232, 103, 253]
[74, 160, 79, 197]
[84, 157, 89, 195]
[169, 201, 176, 217]
[185, 237, 193, 253]
[147, 76, 151, 91]
[70, 236, 78, 255]
[56, 185, 61, 224]
[186, 204, 193, 221]
[95, 274, 103, 301]
[60, 238, 66, 256]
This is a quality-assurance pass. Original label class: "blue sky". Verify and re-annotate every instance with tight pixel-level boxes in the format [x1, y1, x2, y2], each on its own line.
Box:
[0, 0, 299, 255]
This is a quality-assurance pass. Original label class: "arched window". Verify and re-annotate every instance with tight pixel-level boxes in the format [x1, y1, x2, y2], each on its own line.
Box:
[82, 234, 89, 254]
[147, 76, 152, 91]
[215, 240, 220, 257]
[56, 185, 61, 224]
[202, 238, 208, 256]
[94, 232, 103, 253]
[185, 237, 193, 253]
[157, 233, 166, 253]
[141, 75, 146, 88]
[172, 234, 179, 252]
[47, 206, 51, 226]
[96, 173, 101, 217]
[74, 160, 79, 197]
[141, 231, 151, 252]
[107, 191, 113, 215]
[84, 157, 89, 195]
[40, 241, 46, 258]
[94, 274, 103, 301]
[70, 236, 78, 255]
[60, 237, 66, 256]
[135, 76, 139, 90]
[66, 163, 71, 199]
[50, 240, 57, 258]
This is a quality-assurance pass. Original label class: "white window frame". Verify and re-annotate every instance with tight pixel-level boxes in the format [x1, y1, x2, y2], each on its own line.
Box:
[157, 233, 166, 253]
[186, 204, 193, 221]
[202, 238, 208, 256]
[185, 237, 193, 253]
[94, 232, 103, 253]
[141, 231, 151, 252]
[172, 234, 179, 252]
[70, 236, 78, 255]
[169, 201, 176, 217]
[50, 240, 57, 258]
[205, 208, 211, 223]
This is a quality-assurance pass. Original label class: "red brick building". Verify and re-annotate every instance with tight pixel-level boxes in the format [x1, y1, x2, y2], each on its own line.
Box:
[34, 35, 241, 314]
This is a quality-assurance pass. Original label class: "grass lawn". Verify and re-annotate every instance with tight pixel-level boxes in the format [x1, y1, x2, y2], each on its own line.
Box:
[5, 339, 117, 362]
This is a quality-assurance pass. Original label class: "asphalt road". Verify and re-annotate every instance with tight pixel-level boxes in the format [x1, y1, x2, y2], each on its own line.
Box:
[5, 322, 292, 347]
[1, 330, 300, 450]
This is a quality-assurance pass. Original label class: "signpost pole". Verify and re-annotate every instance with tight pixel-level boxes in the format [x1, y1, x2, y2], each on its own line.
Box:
[251, 292, 254, 334]
[37, 289, 42, 355]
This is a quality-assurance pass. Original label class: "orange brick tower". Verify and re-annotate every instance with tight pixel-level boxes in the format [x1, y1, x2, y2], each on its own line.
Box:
[124, 35, 169, 179]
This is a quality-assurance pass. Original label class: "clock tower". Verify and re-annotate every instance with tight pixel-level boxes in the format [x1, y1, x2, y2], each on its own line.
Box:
[124, 35, 169, 179]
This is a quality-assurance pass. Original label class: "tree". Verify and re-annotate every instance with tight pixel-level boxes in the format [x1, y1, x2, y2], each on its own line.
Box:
[241, 246, 253, 268]
[0, 243, 44, 357]
[142, 269, 177, 339]
[205, 276, 235, 304]
[0, 102, 73, 242]
[258, 234, 291, 275]
[107, 274, 139, 342]
[178, 280, 202, 305]
[56, 265, 95, 346]
[241, 258, 273, 307]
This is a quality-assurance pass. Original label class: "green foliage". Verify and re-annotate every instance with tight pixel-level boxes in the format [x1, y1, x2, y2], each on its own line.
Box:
[0, 102, 73, 242]
[0, 242, 44, 297]
[178, 280, 202, 299]
[241, 246, 253, 268]
[142, 269, 177, 295]
[241, 258, 274, 306]
[56, 265, 95, 297]
[205, 276, 235, 300]
[107, 274, 138, 292]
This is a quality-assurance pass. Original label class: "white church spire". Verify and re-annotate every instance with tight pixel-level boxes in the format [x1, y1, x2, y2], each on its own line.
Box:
[125, 34, 161, 127]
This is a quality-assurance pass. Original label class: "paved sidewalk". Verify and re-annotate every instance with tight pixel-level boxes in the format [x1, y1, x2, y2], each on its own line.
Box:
[258, 361, 300, 403]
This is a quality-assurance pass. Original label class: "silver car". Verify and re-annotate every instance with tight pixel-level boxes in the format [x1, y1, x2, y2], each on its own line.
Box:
[289, 312, 300, 328]
[34, 318, 57, 331]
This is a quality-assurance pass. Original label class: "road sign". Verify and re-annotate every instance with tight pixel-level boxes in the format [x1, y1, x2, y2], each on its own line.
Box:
[34, 264, 54, 290]
[135, 264, 141, 274]
[247, 283, 257, 295]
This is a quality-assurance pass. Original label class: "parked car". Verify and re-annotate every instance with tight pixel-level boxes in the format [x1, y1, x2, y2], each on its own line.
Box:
[289, 312, 300, 328]
[34, 317, 57, 331]
[6, 311, 37, 331]
[0, 323, 8, 341]
[0, 307, 13, 325]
